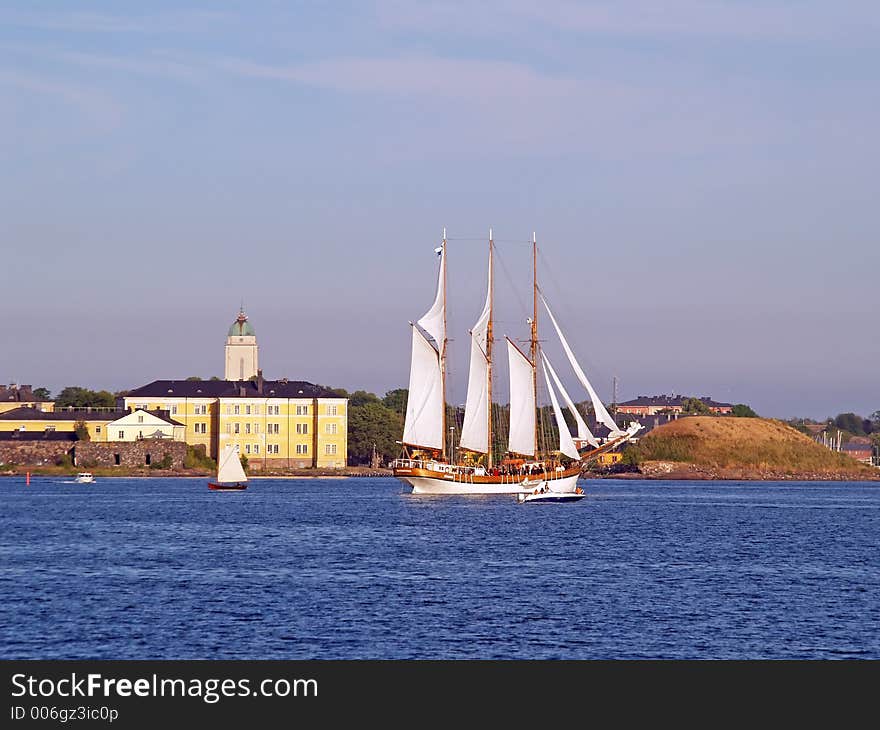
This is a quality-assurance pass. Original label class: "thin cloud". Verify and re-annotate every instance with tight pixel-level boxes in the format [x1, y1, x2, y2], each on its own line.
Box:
[0, 69, 122, 130]
[215, 55, 583, 99]
[0, 43, 205, 83]
[0, 9, 232, 34]
[376, 0, 880, 42]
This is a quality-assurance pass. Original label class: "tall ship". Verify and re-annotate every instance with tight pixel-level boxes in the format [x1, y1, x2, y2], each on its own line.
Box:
[392, 229, 642, 495]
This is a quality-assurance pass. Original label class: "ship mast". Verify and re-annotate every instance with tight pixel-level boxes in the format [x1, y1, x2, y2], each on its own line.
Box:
[530, 231, 538, 459]
[441, 227, 448, 461]
[486, 228, 494, 469]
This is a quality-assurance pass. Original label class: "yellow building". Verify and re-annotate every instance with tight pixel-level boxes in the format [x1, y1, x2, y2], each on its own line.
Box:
[122, 308, 348, 469]
[123, 378, 347, 469]
[596, 451, 623, 466]
[0, 407, 184, 442]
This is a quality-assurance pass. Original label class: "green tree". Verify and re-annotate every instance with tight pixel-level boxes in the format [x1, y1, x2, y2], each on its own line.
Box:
[382, 388, 408, 416]
[32, 387, 52, 401]
[681, 397, 711, 415]
[348, 390, 382, 408]
[55, 387, 116, 408]
[347, 400, 403, 465]
[731, 404, 759, 418]
[240, 454, 249, 473]
[185, 376, 203, 381]
[73, 420, 91, 441]
[833, 413, 866, 435]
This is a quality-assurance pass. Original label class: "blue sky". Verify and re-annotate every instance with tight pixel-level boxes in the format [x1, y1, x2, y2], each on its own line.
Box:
[1, 1, 877, 419]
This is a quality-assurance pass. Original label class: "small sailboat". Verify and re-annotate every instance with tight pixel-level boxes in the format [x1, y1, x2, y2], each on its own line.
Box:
[392, 229, 642, 496]
[208, 444, 248, 491]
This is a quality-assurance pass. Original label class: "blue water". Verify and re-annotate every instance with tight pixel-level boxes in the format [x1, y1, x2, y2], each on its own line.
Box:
[1, 477, 878, 659]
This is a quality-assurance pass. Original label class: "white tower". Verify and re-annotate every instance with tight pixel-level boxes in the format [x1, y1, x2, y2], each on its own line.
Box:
[224, 308, 259, 381]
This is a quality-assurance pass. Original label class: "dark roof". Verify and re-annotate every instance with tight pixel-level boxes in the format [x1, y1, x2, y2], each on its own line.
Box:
[618, 394, 734, 408]
[841, 443, 872, 453]
[125, 379, 343, 400]
[0, 407, 183, 426]
[0, 431, 77, 442]
[0, 384, 48, 403]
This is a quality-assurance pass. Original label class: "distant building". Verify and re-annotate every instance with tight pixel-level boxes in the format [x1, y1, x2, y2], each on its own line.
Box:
[596, 452, 623, 466]
[0, 384, 53, 414]
[0, 407, 184, 442]
[616, 394, 734, 417]
[841, 441, 874, 464]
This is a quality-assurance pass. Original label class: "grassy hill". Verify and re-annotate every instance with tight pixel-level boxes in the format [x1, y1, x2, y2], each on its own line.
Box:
[626, 417, 878, 480]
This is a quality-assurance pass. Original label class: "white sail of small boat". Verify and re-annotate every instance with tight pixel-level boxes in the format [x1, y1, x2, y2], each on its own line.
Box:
[541, 350, 599, 448]
[217, 444, 247, 483]
[540, 292, 625, 438]
[458, 241, 492, 455]
[208, 443, 248, 490]
[507, 337, 536, 457]
[540, 356, 581, 460]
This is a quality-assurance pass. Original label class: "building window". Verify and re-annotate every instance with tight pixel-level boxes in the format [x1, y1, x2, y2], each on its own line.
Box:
[225, 424, 231, 434]
[254, 405, 260, 415]
[326, 404, 338, 416]
[234, 405, 240, 415]
[296, 405, 308, 416]
[138, 415, 144, 423]
[269, 444, 280, 455]
[226, 405, 232, 415]
[171, 405, 178, 415]
[253, 444, 260, 454]
[254, 423, 259, 434]
[325, 443, 337, 455]
[119, 431, 125, 439]
[296, 423, 309, 435]
[271, 405, 280, 415]
[95, 426, 101, 433]
[245, 423, 251, 435]
[268, 423, 279, 434]
[195, 423, 207, 434]
[234, 423, 240, 434]
[325, 423, 337, 434]
[296, 444, 308, 455]
[246, 405, 251, 415]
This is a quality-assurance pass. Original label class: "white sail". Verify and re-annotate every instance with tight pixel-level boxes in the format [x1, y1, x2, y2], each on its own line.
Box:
[416, 247, 445, 348]
[217, 444, 247, 483]
[540, 293, 623, 437]
[507, 338, 535, 456]
[458, 260, 491, 453]
[541, 351, 599, 449]
[541, 357, 581, 460]
[402, 325, 444, 449]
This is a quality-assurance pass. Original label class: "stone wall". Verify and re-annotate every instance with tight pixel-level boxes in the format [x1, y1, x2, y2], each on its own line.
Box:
[0, 441, 73, 467]
[73, 441, 187, 469]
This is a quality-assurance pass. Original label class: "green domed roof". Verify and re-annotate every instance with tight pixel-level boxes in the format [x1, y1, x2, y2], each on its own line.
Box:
[228, 310, 255, 337]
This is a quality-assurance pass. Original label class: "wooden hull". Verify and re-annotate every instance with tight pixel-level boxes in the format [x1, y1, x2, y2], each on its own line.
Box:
[208, 482, 248, 491]
[393, 465, 581, 495]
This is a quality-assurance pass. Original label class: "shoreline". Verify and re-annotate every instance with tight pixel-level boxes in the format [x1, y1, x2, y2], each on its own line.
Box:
[3, 468, 878, 482]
